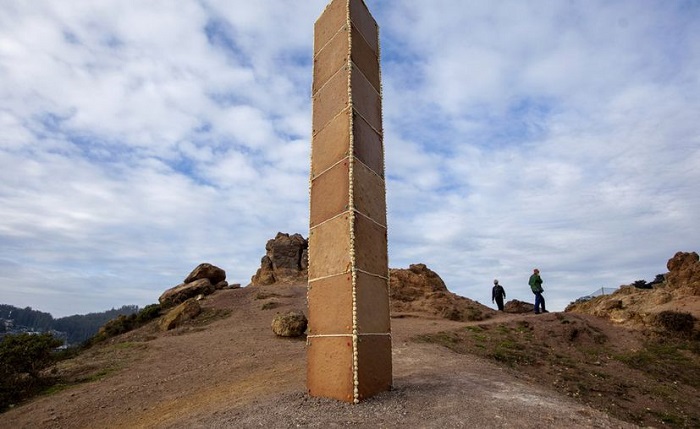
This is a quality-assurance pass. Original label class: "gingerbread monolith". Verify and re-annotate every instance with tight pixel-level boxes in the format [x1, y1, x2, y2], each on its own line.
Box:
[307, 0, 392, 403]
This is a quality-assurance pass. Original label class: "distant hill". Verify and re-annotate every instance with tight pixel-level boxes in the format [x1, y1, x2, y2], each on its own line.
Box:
[0, 304, 140, 345]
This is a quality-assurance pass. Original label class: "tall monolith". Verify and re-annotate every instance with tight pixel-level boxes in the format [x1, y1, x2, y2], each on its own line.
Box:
[307, 0, 392, 403]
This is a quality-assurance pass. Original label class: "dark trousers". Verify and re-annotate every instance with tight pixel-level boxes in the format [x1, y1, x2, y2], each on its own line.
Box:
[495, 296, 504, 311]
[534, 292, 546, 313]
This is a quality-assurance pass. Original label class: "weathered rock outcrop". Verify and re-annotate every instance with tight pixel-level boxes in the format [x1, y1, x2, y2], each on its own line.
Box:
[159, 279, 215, 308]
[566, 251, 700, 331]
[390, 264, 494, 321]
[251, 233, 308, 285]
[159, 299, 201, 331]
[159, 263, 227, 308]
[271, 310, 308, 337]
[666, 251, 700, 296]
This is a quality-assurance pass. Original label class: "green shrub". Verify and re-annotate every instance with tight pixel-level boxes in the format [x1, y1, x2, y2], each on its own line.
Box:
[101, 314, 137, 337]
[135, 304, 162, 324]
[87, 304, 164, 346]
[0, 333, 63, 410]
[0, 333, 63, 378]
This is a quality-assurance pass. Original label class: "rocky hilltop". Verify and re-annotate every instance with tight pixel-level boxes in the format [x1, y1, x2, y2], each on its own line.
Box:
[2, 239, 699, 428]
[389, 263, 494, 321]
[566, 251, 700, 331]
[248, 233, 494, 322]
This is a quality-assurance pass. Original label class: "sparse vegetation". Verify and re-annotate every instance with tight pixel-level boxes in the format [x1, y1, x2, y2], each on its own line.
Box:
[417, 314, 700, 428]
[439, 305, 486, 322]
[655, 310, 696, 336]
[261, 301, 281, 310]
[255, 291, 284, 300]
[0, 304, 169, 411]
[614, 340, 700, 388]
[86, 304, 162, 346]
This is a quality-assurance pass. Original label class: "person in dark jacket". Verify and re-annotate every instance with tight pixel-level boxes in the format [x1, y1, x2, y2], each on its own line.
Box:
[492, 279, 506, 311]
[528, 268, 547, 314]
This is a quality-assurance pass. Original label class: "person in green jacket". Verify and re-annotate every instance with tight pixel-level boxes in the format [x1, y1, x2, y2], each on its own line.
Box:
[528, 268, 547, 314]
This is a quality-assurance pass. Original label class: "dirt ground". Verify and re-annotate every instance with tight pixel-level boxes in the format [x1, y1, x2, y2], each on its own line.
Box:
[0, 284, 655, 428]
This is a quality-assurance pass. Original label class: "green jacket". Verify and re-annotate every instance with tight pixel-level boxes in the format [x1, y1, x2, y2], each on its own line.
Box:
[529, 273, 543, 293]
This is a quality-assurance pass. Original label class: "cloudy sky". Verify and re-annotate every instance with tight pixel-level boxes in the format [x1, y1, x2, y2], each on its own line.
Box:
[1, 0, 698, 318]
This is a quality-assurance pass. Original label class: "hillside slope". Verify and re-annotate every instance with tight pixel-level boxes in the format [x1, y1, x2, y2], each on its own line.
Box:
[0, 283, 638, 429]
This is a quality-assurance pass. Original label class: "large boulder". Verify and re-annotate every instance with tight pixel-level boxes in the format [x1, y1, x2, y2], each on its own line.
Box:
[184, 263, 226, 285]
[159, 263, 227, 308]
[251, 232, 308, 285]
[390, 264, 494, 322]
[666, 251, 700, 296]
[159, 278, 215, 308]
[271, 310, 308, 337]
[159, 299, 201, 331]
[504, 299, 535, 314]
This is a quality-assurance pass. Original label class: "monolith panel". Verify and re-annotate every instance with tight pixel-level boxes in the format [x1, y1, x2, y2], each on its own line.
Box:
[353, 214, 388, 275]
[348, 0, 378, 53]
[353, 161, 386, 226]
[312, 70, 349, 134]
[307, 336, 355, 402]
[307, 214, 351, 279]
[356, 335, 392, 399]
[311, 110, 351, 177]
[353, 112, 383, 177]
[310, 159, 350, 227]
[308, 0, 391, 404]
[307, 274, 354, 335]
[354, 271, 391, 334]
[350, 68, 382, 132]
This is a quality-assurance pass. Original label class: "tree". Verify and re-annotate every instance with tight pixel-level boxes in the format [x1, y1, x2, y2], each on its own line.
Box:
[0, 333, 63, 379]
[632, 279, 651, 289]
[0, 332, 63, 410]
[650, 274, 666, 285]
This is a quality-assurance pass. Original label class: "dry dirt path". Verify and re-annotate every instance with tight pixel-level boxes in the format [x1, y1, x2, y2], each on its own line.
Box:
[0, 285, 637, 429]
